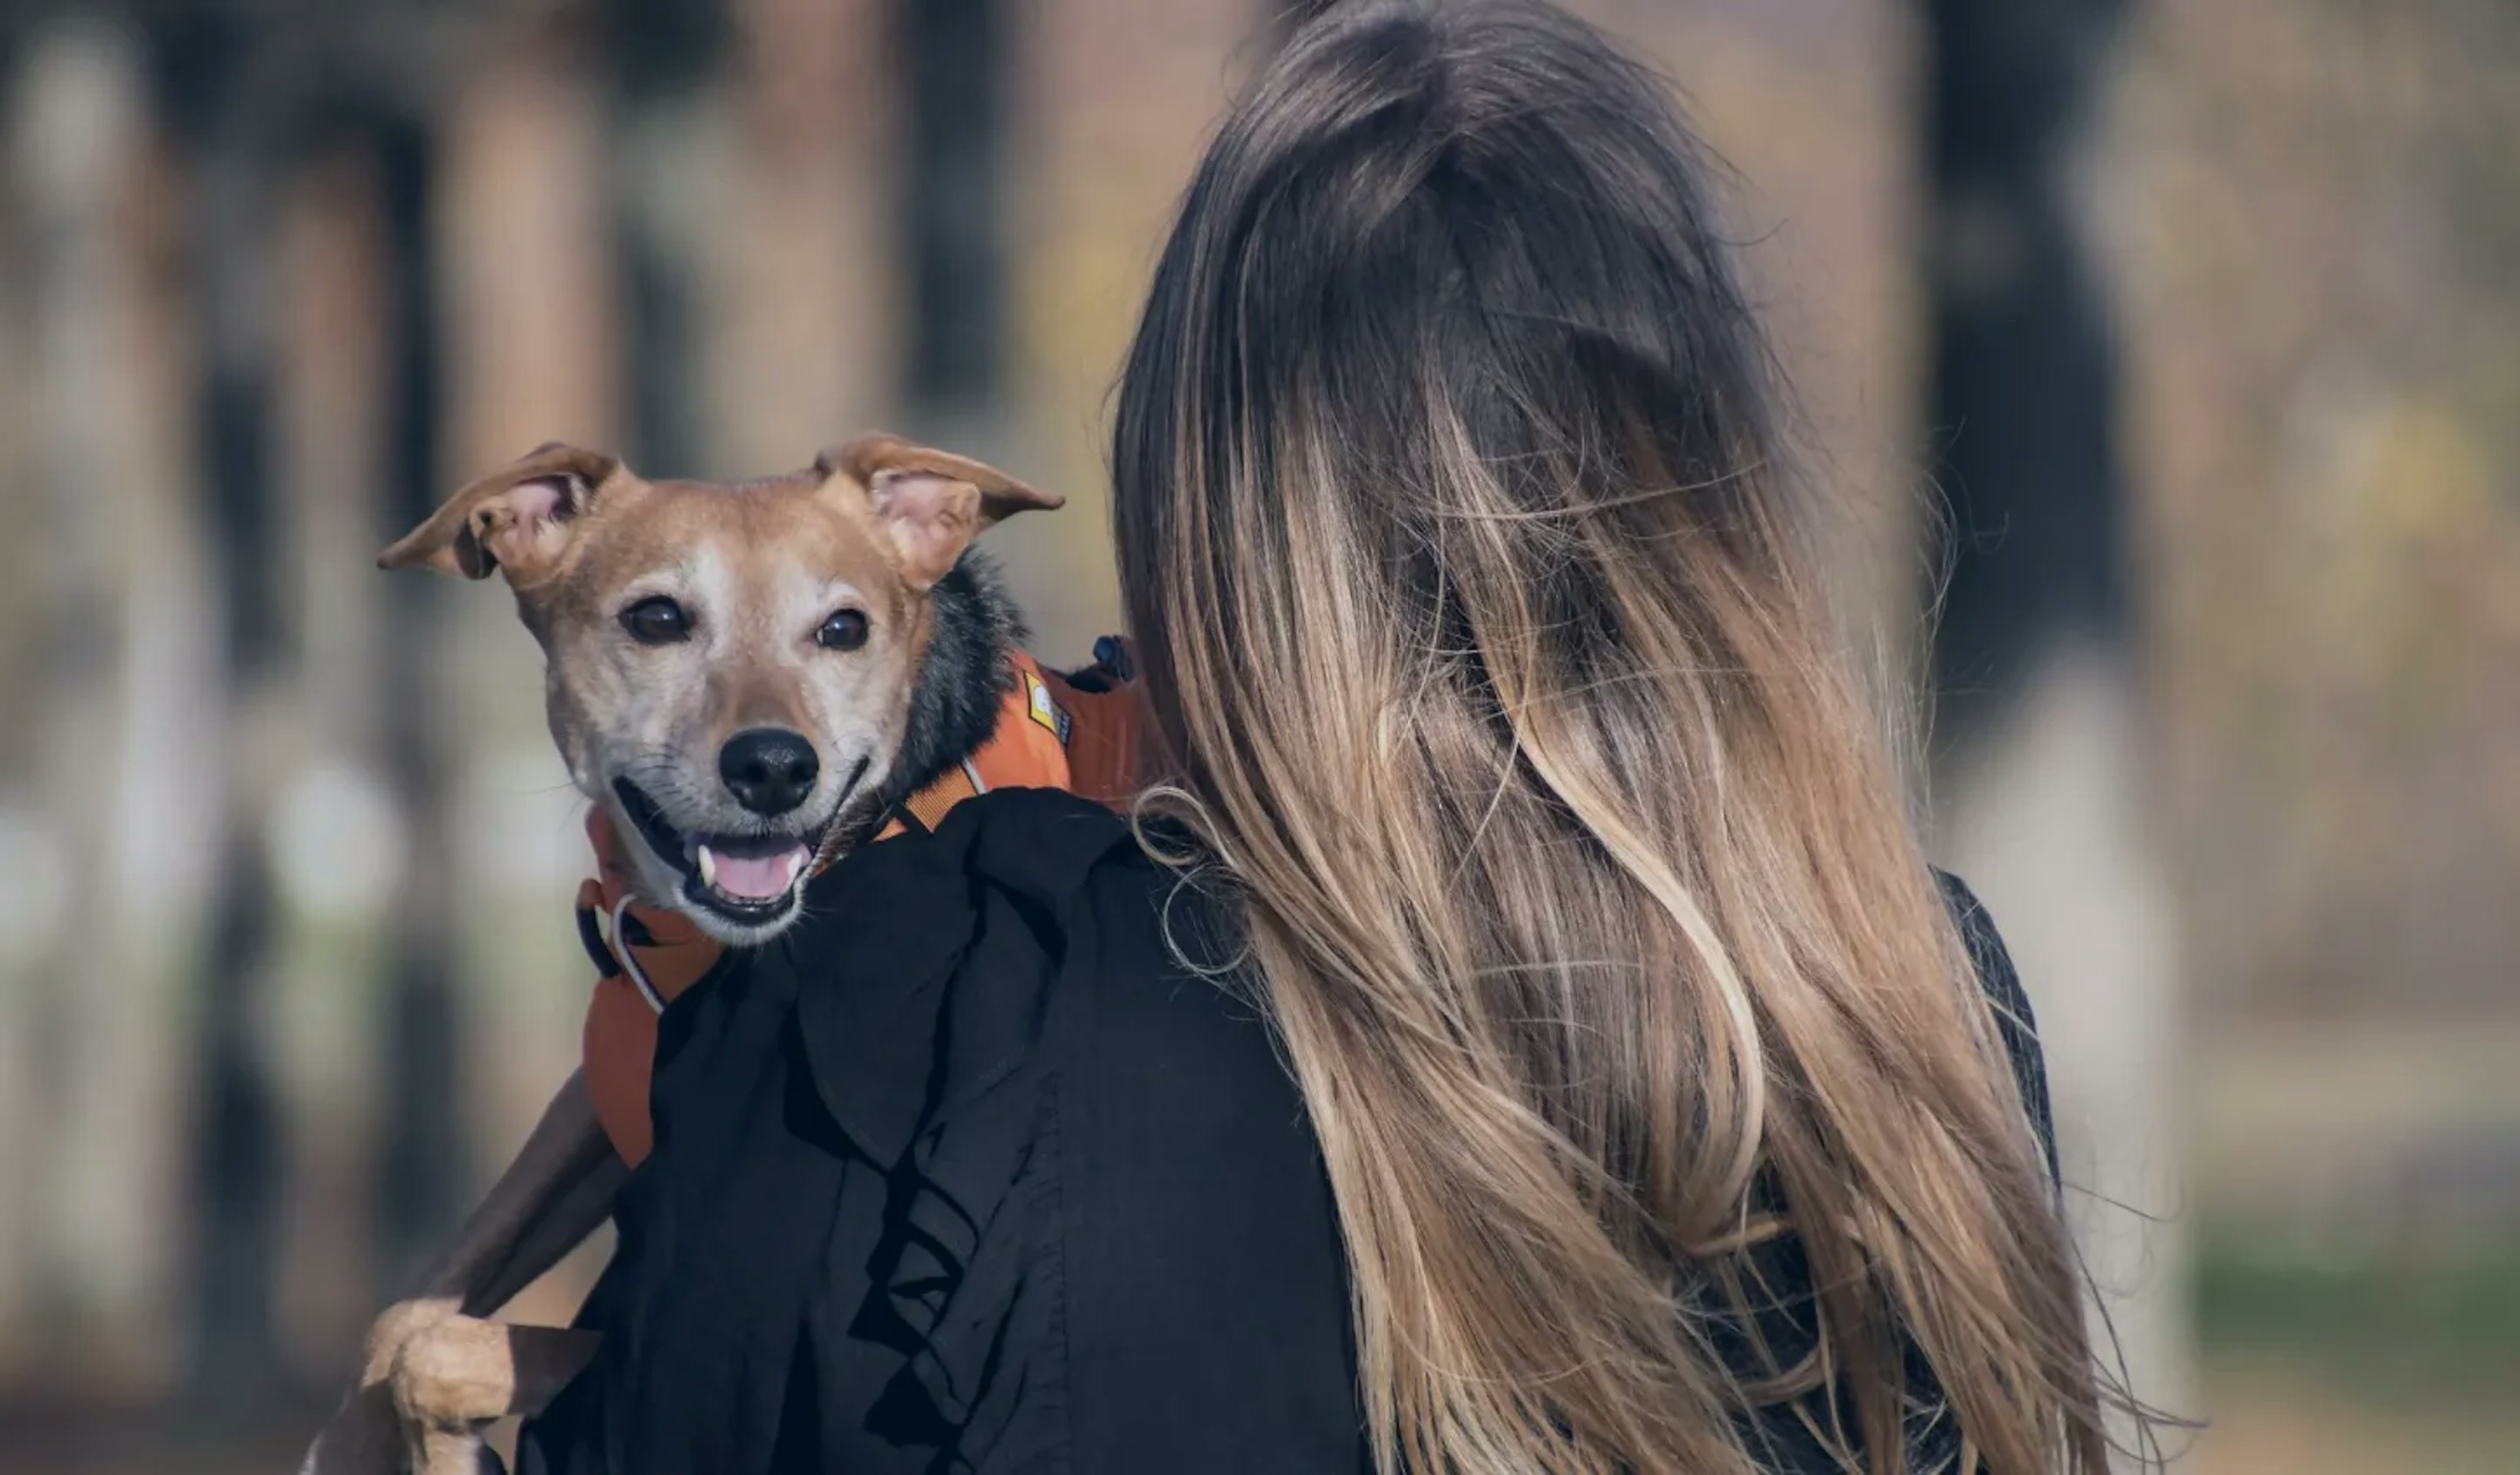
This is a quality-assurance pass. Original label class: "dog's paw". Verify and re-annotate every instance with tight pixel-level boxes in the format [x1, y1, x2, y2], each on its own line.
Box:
[364, 1298, 466, 1386]
[391, 1316, 521, 1428]
[301, 1298, 467, 1475]
[389, 1317, 603, 1427]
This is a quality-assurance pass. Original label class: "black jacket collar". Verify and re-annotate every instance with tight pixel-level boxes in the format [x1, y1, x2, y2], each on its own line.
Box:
[768, 787, 1137, 1165]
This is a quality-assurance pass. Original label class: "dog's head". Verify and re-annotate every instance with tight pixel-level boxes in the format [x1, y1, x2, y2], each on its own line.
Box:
[381, 435, 1061, 943]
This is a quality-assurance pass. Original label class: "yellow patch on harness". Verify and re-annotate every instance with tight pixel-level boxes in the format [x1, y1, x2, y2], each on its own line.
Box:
[1022, 668, 1070, 745]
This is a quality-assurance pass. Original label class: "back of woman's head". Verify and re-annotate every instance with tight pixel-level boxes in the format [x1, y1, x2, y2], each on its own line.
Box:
[1112, 3, 2118, 1472]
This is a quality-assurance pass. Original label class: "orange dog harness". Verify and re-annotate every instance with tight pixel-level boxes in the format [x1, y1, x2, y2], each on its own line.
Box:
[578, 645, 1143, 1165]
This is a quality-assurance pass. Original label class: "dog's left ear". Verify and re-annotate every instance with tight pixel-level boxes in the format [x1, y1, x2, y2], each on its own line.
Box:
[817, 435, 1064, 590]
[379, 442, 624, 583]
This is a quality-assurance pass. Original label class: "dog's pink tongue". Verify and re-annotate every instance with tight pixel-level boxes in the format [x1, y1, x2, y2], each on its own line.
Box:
[700, 841, 808, 901]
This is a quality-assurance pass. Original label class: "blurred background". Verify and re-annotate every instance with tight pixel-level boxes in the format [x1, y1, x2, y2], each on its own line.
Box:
[0, 0, 2511, 1469]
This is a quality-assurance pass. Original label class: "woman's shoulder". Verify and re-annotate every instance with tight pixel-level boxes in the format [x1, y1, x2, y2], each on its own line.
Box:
[1014, 805, 1365, 1467]
[1929, 867, 2056, 1180]
[925, 790, 1311, 1179]
[902, 786, 1250, 1030]
[782, 786, 1311, 1170]
[1931, 868, 2026, 1021]
[864, 786, 1248, 1042]
[877, 788, 1364, 1466]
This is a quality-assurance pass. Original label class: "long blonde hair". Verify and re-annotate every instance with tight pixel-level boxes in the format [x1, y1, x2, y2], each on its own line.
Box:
[1111, 3, 2123, 1472]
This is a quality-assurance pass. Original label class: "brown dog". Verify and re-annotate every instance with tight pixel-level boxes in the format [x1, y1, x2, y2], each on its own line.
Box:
[300, 435, 1063, 1475]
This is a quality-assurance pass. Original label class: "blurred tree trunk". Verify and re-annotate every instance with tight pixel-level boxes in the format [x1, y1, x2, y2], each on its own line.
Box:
[1924, 0, 2132, 735]
[892, 0, 1036, 618]
[2, 21, 125, 1376]
[897, 0, 1008, 442]
[0, 27, 37, 1373]
[7, 16, 211, 1390]
[266, 143, 401, 1374]
[1920, 0, 2188, 1439]
[602, 0, 728, 477]
[715, 0, 892, 469]
[369, 111, 476, 1306]
[152, 6, 293, 1397]
[1005, 0, 1255, 656]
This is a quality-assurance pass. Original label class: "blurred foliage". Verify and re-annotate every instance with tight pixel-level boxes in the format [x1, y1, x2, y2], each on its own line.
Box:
[2112, 0, 2520, 1019]
[2196, 1233, 2520, 1388]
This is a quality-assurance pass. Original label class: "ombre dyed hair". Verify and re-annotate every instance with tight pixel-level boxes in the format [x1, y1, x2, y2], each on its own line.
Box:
[1112, 3, 2128, 1472]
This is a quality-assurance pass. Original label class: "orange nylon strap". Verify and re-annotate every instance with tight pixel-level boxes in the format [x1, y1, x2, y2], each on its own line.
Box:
[576, 813, 740, 1168]
[878, 763, 979, 840]
[579, 647, 1135, 1166]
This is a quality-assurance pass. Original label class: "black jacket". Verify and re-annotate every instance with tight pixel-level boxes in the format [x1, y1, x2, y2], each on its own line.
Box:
[517, 786, 2052, 1474]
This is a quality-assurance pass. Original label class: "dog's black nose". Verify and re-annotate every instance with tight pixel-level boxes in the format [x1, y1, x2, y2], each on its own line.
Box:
[719, 728, 820, 815]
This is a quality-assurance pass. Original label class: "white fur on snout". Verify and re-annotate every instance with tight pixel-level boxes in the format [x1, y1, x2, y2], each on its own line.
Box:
[771, 562, 906, 823]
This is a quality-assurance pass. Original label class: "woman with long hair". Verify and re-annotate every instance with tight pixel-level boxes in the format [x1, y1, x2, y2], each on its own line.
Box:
[519, 3, 2130, 1472]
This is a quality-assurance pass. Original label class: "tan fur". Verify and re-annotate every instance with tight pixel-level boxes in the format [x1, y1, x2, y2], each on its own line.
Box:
[304, 436, 1057, 1475]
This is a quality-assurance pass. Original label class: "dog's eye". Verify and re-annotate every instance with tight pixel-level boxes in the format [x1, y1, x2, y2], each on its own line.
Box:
[817, 608, 870, 652]
[620, 596, 692, 645]
[826, 605, 877, 650]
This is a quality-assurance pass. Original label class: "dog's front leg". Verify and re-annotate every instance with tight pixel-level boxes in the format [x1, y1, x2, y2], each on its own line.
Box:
[419, 1067, 625, 1314]
[303, 1070, 623, 1475]
[450, 1087, 627, 1319]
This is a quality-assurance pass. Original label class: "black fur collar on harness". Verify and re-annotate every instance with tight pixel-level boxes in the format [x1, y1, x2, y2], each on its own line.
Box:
[847, 549, 1026, 844]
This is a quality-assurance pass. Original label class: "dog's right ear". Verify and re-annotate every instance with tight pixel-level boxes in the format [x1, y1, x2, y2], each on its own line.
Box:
[378, 443, 623, 582]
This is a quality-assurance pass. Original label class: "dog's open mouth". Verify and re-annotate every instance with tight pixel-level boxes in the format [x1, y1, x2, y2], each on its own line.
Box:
[611, 776, 832, 925]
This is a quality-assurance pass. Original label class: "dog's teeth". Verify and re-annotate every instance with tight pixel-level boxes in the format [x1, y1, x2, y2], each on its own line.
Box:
[780, 850, 805, 890]
[697, 845, 719, 891]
